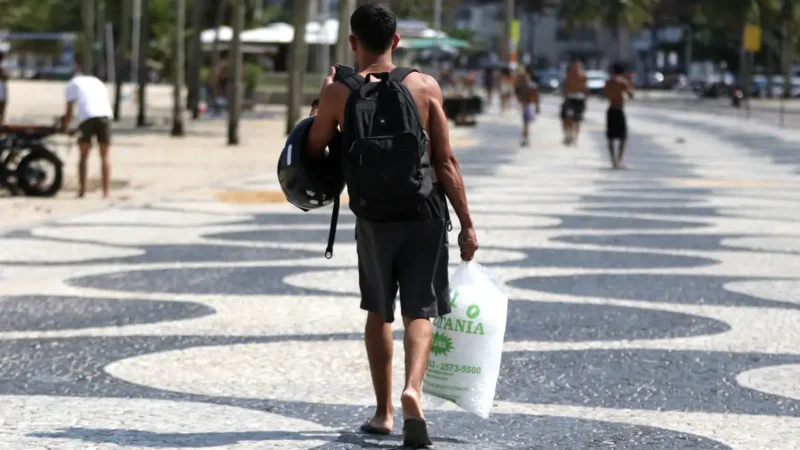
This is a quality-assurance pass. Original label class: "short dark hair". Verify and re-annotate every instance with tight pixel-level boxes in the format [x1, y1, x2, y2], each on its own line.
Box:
[351, 2, 397, 53]
[612, 62, 626, 75]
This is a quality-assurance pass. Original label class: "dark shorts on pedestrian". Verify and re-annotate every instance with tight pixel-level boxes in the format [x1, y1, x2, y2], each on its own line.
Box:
[560, 98, 585, 122]
[356, 215, 451, 324]
[78, 117, 111, 145]
[606, 107, 627, 140]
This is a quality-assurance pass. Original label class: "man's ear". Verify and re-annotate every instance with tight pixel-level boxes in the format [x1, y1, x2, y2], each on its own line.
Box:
[391, 33, 400, 51]
[349, 35, 358, 52]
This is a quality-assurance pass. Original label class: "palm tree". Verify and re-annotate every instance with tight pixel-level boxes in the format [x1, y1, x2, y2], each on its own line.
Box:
[558, 0, 659, 61]
[114, 0, 132, 121]
[336, 0, 356, 67]
[172, 0, 186, 136]
[136, 0, 150, 127]
[287, 0, 311, 135]
[227, 0, 245, 145]
[187, 0, 206, 119]
[82, 0, 95, 74]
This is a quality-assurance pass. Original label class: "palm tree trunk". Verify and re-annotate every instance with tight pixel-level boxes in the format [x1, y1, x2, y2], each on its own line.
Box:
[336, 0, 355, 67]
[287, 0, 311, 135]
[82, 0, 95, 74]
[781, 0, 794, 98]
[227, 0, 244, 145]
[187, 0, 206, 118]
[114, 0, 132, 121]
[172, 0, 186, 136]
[211, 0, 228, 104]
[136, 0, 150, 127]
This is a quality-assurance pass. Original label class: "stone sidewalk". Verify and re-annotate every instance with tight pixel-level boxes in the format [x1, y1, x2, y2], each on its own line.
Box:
[2, 99, 800, 448]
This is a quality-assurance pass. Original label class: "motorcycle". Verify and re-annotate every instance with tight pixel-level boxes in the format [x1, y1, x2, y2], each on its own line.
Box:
[0, 120, 66, 197]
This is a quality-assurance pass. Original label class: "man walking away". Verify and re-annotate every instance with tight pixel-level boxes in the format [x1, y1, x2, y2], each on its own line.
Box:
[61, 65, 114, 198]
[515, 66, 540, 147]
[604, 62, 634, 169]
[305, 3, 478, 447]
[560, 58, 588, 146]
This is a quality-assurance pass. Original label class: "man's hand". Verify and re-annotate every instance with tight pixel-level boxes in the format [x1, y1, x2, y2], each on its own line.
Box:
[309, 66, 336, 117]
[320, 66, 336, 94]
[59, 116, 69, 134]
[458, 227, 479, 261]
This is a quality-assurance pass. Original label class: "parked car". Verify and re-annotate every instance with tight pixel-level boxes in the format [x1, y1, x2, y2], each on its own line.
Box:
[586, 70, 609, 95]
[535, 68, 561, 93]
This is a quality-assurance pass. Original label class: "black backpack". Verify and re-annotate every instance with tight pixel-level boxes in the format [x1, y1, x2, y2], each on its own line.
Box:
[322, 67, 433, 259]
[340, 67, 433, 219]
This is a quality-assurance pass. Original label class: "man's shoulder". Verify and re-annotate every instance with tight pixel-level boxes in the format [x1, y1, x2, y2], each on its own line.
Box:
[402, 71, 439, 94]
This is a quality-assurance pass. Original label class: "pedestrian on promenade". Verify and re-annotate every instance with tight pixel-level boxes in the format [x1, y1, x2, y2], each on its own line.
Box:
[561, 58, 588, 146]
[515, 66, 540, 148]
[499, 67, 515, 115]
[305, 2, 478, 447]
[60, 64, 114, 198]
[604, 62, 634, 169]
[0, 52, 8, 125]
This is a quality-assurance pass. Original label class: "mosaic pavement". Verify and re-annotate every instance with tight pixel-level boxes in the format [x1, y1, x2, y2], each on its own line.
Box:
[1, 103, 800, 449]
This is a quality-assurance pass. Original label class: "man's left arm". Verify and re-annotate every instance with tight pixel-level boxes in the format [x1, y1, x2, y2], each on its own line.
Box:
[306, 82, 346, 160]
[626, 80, 635, 100]
[61, 83, 76, 133]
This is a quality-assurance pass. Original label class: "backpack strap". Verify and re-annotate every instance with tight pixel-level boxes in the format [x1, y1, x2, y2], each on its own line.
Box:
[389, 67, 418, 83]
[341, 74, 366, 91]
[325, 195, 340, 259]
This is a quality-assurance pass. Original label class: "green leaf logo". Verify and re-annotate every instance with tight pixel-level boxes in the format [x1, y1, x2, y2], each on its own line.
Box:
[450, 290, 460, 309]
[431, 332, 454, 356]
[466, 304, 481, 319]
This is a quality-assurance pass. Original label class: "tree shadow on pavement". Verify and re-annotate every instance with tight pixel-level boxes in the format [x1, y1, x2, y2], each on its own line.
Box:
[27, 428, 341, 447]
[28, 428, 466, 449]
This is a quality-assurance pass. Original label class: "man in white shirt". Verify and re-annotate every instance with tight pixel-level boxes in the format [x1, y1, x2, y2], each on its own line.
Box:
[60, 67, 114, 198]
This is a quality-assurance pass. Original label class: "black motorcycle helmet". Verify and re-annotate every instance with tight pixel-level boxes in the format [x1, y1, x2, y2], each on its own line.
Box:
[277, 116, 345, 212]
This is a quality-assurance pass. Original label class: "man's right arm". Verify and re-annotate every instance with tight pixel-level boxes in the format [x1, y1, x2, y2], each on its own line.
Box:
[425, 75, 473, 230]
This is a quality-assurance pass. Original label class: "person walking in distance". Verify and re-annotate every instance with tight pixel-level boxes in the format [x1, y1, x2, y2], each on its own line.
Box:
[515, 66, 540, 147]
[604, 62, 634, 169]
[60, 65, 114, 198]
[560, 58, 588, 146]
[499, 67, 515, 115]
[0, 52, 9, 125]
[306, 3, 478, 447]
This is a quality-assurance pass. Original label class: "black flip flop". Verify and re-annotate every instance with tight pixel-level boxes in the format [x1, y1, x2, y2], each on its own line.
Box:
[360, 420, 392, 436]
[402, 418, 433, 448]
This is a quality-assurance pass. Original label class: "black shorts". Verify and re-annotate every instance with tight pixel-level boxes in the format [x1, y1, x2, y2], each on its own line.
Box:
[606, 107, 627, 140]
[356, 217, 450, 323]
[78, 117, 111, 145]
[561, 98, 585, 122]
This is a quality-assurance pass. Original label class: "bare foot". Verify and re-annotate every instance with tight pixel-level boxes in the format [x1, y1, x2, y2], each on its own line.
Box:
[401, 388, 424, 420]
[617, 161, 628, 170]
[77, 192, 85, 199]
[362, 407, 393, 433]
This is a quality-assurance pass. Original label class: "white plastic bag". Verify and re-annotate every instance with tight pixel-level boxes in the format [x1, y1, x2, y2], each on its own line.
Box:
[422, 261, 509, 418]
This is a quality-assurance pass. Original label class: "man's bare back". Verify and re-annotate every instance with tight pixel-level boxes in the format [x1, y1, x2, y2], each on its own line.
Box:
[604, 75, 633, 109]
[564, 65, 587, 98]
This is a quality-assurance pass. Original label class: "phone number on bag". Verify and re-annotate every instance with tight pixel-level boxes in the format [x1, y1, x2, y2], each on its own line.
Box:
[428, 361, 481, 374]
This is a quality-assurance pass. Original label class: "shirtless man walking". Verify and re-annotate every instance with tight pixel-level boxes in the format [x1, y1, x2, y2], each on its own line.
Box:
[604, 62, 634, 169]
[515, 66, 540, 147]
[306, 3, 478, 447]
[560, 58, 588, 146]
